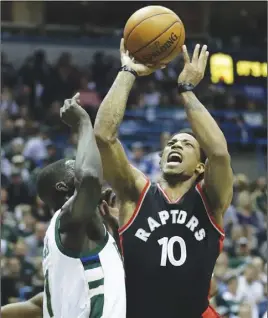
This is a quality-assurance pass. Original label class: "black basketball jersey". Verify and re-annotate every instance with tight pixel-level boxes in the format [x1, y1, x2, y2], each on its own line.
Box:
[119, 180, 224, 318]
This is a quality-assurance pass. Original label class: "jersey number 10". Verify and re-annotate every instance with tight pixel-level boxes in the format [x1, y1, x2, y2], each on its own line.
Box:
[158, 236, 187, 266]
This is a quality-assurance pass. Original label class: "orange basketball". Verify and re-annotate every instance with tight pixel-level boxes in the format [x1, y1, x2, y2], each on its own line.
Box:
[124, 6, 185, 65]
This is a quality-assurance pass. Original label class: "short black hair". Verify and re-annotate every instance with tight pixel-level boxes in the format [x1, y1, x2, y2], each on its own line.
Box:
[36, 159, 74, 204]
[159, 129, 207, 163]
[175, 129, 207, 164]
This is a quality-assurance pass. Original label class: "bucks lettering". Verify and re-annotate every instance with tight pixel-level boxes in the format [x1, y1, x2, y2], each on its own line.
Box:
[135, 209, 206, 243]
[142, 32, 178, 63]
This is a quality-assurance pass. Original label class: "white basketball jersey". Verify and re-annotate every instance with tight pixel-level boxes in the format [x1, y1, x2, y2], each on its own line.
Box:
[42, 209, 126, 318]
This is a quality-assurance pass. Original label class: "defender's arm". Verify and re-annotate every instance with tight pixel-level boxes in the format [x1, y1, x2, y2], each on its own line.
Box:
[59, 96, 104, 240]
[1, 293, 43, 318]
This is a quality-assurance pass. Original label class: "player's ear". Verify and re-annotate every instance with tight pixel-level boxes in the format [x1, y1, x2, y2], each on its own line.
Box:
[195, 162, 205, 176]
[55, 181, 69, 192]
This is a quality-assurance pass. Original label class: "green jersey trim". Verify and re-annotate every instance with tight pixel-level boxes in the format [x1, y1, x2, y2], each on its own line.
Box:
[54, 212, 109, 258]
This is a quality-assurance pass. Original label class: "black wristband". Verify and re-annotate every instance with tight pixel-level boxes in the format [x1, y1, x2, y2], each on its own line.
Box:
[120, 65, 138, 78]
[177, 83, 195, 94]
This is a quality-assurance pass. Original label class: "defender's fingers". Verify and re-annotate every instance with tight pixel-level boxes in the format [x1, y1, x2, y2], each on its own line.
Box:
[111, 193, 116, 208]
[120, 38, 125, 53]
[182, 45, 190, 64]
[192, 44, 200, 63]
[102, 200, 110, 216]
[72, 92, 80, 102]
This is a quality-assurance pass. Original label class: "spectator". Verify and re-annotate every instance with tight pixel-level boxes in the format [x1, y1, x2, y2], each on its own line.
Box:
[141, 81, 161, 107]
[23, 126, 50, 163]
[7, 170, 32, 210]
[129, 142, 152, 175]
[236, 263, 264, 318]
[1, 257, 21, 305]
[145, 131, 171, 181]
[24, 222, 48, 258]
[63, 132, 78, 159]
[235, 190, 265, 235]
[216, 274, 241, 317]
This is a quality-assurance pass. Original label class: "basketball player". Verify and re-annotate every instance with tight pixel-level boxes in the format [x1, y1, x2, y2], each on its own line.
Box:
[94, 40, 233, 317]
[21, 93, 124, 318]
[1, 189, 121, 318]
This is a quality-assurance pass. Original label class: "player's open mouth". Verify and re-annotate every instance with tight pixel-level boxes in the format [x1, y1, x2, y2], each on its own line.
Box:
[167, 152, 183, 163]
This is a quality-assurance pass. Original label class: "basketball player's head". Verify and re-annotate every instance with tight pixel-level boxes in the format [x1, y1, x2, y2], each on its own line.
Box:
[160, 129, 206, 183]
[37, 160, 119, 228]
[37, 159, 76, 210]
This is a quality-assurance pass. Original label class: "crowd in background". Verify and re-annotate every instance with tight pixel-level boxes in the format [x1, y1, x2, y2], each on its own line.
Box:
[1, 48, 267, 318]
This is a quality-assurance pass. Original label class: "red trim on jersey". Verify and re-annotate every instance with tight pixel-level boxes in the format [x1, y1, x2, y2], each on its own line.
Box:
[196, 182, 225, 237]
[119, 235, 124, 257]
[202, 305, 221, 318]
[157, 183, 183, 204]
[219, 235, 224, 253]
[118, 179, 150, 235]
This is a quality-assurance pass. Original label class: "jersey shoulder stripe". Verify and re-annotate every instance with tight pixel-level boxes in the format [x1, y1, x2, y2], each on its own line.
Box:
[53, 211, 109, 258]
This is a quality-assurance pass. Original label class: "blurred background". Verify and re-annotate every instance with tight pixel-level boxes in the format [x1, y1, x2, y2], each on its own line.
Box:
[1, 1, 267, 317]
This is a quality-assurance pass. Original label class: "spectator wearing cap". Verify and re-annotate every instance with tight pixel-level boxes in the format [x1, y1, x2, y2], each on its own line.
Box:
[11, 155, 29, 182]
[229, 237, 253, 269]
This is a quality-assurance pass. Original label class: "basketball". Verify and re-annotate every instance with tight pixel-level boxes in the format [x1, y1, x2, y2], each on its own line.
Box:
[123, 6, 185, 65]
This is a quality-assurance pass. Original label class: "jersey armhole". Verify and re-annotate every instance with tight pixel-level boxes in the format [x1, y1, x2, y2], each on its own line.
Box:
[54, 213, 109, 259]
[118, 178, 151, 235]
[195, 181, 225, 238]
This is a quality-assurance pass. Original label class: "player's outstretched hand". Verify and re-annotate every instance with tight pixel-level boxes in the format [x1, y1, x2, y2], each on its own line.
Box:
[178, 44, 209, 87]
[120, 38, 165, 76]
[60, 93, 89, 127]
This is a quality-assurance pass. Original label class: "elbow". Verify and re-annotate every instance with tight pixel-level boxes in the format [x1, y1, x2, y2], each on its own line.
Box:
[76, 168, 103, 187]
[210, 147, 230, 161]
[95, 130, 117, 147]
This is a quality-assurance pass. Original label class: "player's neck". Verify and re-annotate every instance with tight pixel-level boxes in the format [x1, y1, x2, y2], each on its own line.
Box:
[159, 176, 195, 201]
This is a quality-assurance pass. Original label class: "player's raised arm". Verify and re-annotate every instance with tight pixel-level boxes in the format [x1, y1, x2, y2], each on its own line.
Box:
[177, 44, 233, 216]
[59, 94, 103, 238]
[94, 39, 160, 203]
[1, 293, 43, 318]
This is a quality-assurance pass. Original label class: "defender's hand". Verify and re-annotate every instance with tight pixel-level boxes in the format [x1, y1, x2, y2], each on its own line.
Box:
[99, 188, 119, 234]
[120, 38, 165, 77]
[60, 93, 89, 127]
[178, 44, 209, 86]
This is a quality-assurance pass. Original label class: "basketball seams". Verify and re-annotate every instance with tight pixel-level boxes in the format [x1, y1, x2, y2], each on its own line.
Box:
[132, 20, 181, 55]
[125, 12, 175, 46]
